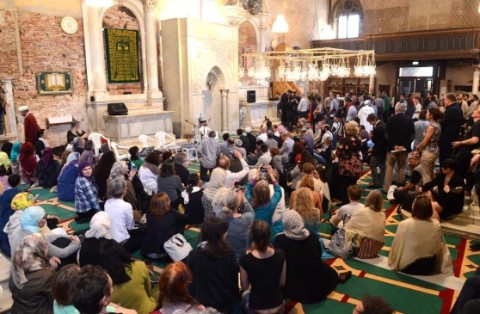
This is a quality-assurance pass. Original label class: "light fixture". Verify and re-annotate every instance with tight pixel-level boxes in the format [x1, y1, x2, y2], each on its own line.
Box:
[85, 0, 114, 7]
[412, 61, 419, 65]
[272, 15, 289, 33]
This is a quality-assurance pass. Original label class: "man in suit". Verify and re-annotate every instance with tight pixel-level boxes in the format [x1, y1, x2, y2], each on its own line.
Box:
[367, 114, 387, 188]
[383, 102, 415, 193]
[439, 93, 464, 163]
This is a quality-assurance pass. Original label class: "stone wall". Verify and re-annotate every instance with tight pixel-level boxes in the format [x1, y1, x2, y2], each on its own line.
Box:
[12, 10, 87, 147]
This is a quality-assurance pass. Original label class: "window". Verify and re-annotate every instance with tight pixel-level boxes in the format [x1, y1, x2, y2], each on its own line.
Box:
[338, 13, 359, 39]
[333, 0, 362, 39]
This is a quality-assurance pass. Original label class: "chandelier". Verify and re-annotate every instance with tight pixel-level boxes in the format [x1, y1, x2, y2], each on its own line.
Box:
[242, 47, 376, 82]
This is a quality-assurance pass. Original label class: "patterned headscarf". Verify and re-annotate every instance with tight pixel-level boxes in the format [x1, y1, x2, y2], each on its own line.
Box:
[11, 233, 49, 289]
[11, 192, 35, 211]
[282, 210, 310, 241]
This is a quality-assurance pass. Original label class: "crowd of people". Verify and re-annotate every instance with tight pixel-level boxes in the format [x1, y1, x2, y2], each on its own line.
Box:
[0, 90, 479, 313]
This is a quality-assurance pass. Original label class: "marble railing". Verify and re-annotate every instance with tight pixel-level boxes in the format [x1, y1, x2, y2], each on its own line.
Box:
[240, 100, 279, 129]
[238, 85, 270, 101]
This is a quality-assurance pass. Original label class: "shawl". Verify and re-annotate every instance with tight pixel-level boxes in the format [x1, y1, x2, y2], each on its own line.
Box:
[10, 141, 21, 163]
[0, 151, 10, 170]
[203, 168, 226, 200]
[344, 206, 385, 249]
[20, 206, 45, 233]
[85, 211, 112, 239]
[18, 142, 37, 174]
[282, 210, 309, 241]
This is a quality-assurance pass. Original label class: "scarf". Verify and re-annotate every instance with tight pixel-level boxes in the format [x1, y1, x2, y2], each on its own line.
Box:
[85, 211, 112, 239]
[20, 206, 45, 233]
[203, 168, 226, 200]
[40, 147, 53, 165]
[10, 141, 20, 163]
[282, 210, 310, 241]
[18, 142, 37, 174]
[141, 160, 160, 175]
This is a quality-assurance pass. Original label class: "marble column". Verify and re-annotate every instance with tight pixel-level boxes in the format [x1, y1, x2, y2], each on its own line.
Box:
[369, 75, 375, 94]
[221, 89, 229, 133]
[259, 15, 268, 53]
[144, 0, 162, 101]
[473, 67, 480, 96]
[86, 5, 108, 100]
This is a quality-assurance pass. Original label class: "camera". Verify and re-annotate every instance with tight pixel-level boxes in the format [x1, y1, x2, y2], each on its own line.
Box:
[229, 148, 235, 156]
[234, 182, 247, 191]
[261, 165, 268, 173]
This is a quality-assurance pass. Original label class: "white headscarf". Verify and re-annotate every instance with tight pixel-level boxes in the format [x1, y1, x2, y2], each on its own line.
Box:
[203, 168, 226, 200]
[85, 212, 112, 239]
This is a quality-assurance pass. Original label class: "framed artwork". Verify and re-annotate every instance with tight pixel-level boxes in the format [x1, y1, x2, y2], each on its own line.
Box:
[104, 28, 141, 83]
[37, 72, 73, 95]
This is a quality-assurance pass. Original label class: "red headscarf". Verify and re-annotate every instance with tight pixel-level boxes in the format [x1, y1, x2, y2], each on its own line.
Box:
[18, 142, 37, 174]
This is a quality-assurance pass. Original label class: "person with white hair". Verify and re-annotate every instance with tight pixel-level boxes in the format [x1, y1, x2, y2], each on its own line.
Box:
[18, 105, 40, 144]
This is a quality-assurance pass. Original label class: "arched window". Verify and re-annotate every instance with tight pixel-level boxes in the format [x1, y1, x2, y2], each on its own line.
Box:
[333, 0, 362, 39]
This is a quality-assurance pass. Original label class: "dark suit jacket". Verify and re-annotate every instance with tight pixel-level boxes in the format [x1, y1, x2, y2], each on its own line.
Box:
[174, 163, 190, 186]
[439, 103, 464, 148]
[371, 120, 387, 158]
[386, 113, 415, 152]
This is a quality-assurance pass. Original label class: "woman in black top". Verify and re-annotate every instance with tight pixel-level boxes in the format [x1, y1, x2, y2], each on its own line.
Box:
[239, 220, 286, 314]
[141, 192, 187, 259]
[92, 151, 116, 201]
[181, 174, 205, 224]
[183, 216, 240, 313]
[421, 158, 465, 220]
[274, 211, 351, 304]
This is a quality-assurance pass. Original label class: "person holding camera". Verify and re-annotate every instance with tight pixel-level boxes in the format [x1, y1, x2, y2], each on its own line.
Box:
[217, 187, 254, 261]
[218, 149, 250, 189]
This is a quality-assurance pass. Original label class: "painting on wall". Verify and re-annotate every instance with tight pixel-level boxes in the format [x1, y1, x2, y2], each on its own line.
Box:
[37, 72, 73, 95]
[104, 28, 141, 83]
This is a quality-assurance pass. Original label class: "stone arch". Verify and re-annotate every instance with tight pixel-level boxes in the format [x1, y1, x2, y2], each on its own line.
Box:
[98, 0, 148, 93]
[329, 0, 364, 37]
[203, 66, 226, 132]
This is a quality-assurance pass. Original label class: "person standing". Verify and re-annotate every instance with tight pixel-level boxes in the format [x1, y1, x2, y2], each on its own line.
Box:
[198, 130, 219, 182]
[367, 114, 387, 188]
[19, 105, 40, 145]
[439, 93, 464, 163]
[383, 103, 415, 193]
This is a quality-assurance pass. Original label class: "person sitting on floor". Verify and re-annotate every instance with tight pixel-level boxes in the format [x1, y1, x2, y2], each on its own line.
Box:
[141, 192, 187, 260]
[388, 195, 452, 275]
[181, 174, 205, 225]
[18, 142, 38, 186]
[57, 151, 80, 202]
[330, 184, 363, 228]
[0, 174, 21, 256]
[105, 177, 143, 254]
[274, 210, 351, 304]
[75, 161, 101, 223]
[36, 147, 61, 189]
[97, 240, 159, 314]
[450, 267, 480, 314]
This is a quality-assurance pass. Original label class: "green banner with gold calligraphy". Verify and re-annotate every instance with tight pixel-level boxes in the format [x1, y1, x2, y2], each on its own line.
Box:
[104, 28, 140, 83]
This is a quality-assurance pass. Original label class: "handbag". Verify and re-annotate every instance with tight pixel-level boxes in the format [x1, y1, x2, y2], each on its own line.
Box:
[327, 228, 356, 259]
[163, 233, 192, 262]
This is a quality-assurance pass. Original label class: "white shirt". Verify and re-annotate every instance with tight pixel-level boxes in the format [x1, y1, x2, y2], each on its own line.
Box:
[105, 198, 135, 244]
[138, 165, 158, 195]
[225, 158, 250, 189]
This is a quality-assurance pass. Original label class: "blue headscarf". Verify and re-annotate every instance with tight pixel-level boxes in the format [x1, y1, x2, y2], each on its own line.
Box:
[20, 206, 45, 233]
[10, 141, 21, 163]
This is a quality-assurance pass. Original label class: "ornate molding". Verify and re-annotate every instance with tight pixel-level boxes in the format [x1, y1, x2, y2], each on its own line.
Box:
[142, 0, 158, 12]
[242, 0, 264, 15]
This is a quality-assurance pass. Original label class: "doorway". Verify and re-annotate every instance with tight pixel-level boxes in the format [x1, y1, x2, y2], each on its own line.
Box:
[398, 78, 434, 98]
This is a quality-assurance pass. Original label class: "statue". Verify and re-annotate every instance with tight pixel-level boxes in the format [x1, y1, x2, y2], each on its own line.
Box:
[242, 0, 262, 15]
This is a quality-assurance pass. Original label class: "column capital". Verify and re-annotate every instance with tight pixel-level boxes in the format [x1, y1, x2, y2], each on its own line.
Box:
[220, 89, 230, 95]
[474, 65, 480, 73]
[143, 0, 158, 12]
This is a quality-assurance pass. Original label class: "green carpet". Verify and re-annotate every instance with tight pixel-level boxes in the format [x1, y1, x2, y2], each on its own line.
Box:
[40, 203, 77, 222]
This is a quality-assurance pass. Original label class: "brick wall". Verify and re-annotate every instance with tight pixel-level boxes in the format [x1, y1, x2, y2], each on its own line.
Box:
[12, 11, 87, 147]
[0, 9, 20, 77]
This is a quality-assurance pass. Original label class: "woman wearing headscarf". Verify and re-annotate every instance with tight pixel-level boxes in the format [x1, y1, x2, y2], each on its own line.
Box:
[9, 233, 57, 314]
[7, 206, 80, 262]
[274, 211, 350, 304]
[78, 211, 117, 266]
[57, 151, 80, 202]
[75, 161, 101, 223]
[0, 143, 11, 174]
[36, 147, 61, 188]
[92, 151, 117, 201]
[202, 168, 226, 218]
[10, 141, 20, 175]
[18, 142, 38, 185]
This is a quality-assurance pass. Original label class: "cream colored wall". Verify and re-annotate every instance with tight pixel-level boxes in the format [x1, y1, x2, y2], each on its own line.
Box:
[13, 0, 81, 17]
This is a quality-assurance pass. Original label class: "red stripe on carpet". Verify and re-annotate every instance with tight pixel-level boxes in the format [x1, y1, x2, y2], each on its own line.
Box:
[453, 238, 467, 277]
[439, 289, 455, 314]
[358, 270, 366, 277]
[384, 203, 398, 219]
[340, 294, 350, 303]
[284, 300, 297, 313]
